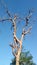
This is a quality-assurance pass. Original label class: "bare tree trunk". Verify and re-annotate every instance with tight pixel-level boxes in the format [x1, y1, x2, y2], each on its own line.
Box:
[16, 55, 20, 65]
[16, 44, 22, 65]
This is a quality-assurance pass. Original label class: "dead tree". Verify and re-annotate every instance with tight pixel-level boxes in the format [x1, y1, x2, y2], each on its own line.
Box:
[0, 6, 33, 65]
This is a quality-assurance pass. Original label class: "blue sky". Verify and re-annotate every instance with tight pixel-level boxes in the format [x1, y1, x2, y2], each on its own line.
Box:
[0, 0, 37, 65]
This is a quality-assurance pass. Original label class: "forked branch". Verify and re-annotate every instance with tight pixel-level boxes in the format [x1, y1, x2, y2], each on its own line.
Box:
[21, 26, 32, 42]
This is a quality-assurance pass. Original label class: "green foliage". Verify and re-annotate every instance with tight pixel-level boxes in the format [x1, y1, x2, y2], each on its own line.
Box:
[10, 51, 36, 65]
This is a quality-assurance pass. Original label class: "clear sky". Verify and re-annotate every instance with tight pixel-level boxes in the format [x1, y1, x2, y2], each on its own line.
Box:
[0, 0, 37, 65]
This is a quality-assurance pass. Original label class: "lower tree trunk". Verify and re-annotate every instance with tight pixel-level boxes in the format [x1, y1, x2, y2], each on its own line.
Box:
[16, 44, 22, 65]
[16, 56, 20, 65]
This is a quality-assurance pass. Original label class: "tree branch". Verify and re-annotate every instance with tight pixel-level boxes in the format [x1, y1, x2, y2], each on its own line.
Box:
[0, 18, 12, 22]
[10, 44, 17, 57]
[10, 44, 18, 49]
[21, 26, 32, 42]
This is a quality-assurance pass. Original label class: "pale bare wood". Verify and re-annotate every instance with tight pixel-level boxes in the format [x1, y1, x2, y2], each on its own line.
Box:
[21, 26, 32, 43]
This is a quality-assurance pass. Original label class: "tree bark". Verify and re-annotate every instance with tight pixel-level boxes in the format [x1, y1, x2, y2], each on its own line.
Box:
[16, 44, 22, 65]
[16, 55, 20, 65]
